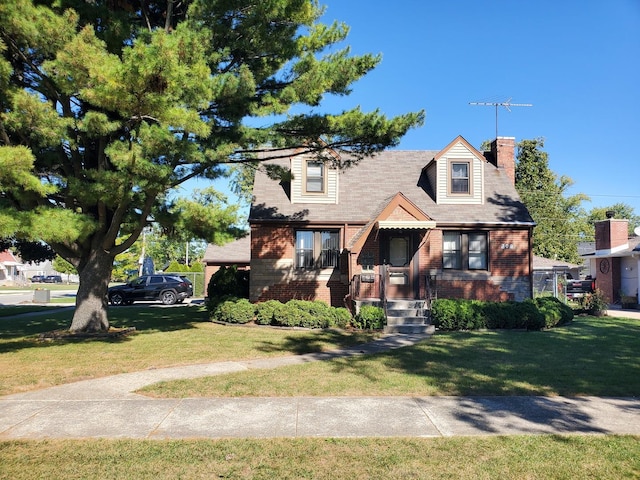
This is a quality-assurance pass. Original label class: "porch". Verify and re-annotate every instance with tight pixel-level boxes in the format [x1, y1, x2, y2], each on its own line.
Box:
[350, 270, 437, 334]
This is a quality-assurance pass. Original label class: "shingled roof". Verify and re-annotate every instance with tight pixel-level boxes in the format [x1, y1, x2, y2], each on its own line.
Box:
[250, 149, 534, 227]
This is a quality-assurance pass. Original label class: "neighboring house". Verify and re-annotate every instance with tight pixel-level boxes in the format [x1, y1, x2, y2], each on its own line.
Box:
[0, 250, 23, 285]
[249, 135, 535, 318]
[203, 235, 251, 291]
[581, 217, 640, 307]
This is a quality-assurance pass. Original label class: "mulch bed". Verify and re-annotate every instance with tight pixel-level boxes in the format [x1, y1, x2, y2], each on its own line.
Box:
[38, 327, 136, 341]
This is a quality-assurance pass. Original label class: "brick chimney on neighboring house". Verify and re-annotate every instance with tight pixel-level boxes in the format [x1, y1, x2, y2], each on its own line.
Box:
[594, 213, 629, 302]
[488, 137, 516, 184]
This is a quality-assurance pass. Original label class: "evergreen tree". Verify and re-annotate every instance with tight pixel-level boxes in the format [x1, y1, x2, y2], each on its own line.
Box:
[515, 139, 588, 263]
[0, 0, 423, 332]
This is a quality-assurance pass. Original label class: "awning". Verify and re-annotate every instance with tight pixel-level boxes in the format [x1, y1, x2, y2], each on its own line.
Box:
[377, 220, 436, 230]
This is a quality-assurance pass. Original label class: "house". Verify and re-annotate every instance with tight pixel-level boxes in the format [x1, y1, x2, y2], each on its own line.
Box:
[249, 135, 535, 329]
[203, 235, 251, 291]
[0, 250, 23, 285]
[581, 216, 640, 307]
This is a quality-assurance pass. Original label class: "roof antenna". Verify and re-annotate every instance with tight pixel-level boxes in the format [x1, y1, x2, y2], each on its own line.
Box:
[469, 98, 532, 137]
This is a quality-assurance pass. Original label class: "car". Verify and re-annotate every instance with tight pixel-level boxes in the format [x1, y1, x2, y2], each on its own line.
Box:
[43, 275, 63, 283]
[107, 274, 192, 306]
[30, 275, 46, 283]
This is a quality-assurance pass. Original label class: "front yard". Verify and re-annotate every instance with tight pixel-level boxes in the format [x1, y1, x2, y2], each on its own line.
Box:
[1, 306, 639, 479]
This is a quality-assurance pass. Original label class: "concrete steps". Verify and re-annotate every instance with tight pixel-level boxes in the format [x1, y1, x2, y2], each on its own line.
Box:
[385, 300, 434, 334]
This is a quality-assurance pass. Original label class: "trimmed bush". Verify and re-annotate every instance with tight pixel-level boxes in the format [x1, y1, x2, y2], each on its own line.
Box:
[432, 298, 564, 331]
[272, 303, 313, 327]
[534, 296, 574, 328]
[330, 307, 352, 329]
[354, 305, 385, 330]
[255, 300, 284, 325]
[211, 298, 255, 324]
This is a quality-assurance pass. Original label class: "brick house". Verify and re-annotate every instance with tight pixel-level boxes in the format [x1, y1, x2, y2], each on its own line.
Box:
[582, 216, 640, 307]
[249, 136, 535, 331]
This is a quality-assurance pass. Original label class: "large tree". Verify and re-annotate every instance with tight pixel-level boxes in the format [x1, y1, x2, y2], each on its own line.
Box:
[515, 139, 588, 263]
[0, 0, 423, 332]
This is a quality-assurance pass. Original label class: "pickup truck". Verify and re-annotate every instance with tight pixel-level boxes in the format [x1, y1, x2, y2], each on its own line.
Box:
[565, 276, 595, 299]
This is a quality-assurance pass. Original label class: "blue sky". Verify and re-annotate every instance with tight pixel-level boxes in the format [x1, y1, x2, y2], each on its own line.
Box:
[192, 1, 639, 224]
[314, 0, 640, 219]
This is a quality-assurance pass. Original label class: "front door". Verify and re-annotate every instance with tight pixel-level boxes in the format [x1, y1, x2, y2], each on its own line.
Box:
[385, 234, 413, 299]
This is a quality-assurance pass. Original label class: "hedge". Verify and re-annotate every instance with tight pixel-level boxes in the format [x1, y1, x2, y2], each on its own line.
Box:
[210, 298, 353, 329]
[432, 297, 573, 331]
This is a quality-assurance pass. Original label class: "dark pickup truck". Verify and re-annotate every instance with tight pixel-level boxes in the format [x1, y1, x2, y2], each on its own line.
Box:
[565, 276, 595, 299]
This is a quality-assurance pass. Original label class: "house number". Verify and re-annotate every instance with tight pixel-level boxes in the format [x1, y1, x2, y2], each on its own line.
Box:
[501, 243, 514, 250]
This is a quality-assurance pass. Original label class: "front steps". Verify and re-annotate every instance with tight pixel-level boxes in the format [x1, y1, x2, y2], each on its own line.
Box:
[355, 299, 434, 334]
[384, 299, 434, 334]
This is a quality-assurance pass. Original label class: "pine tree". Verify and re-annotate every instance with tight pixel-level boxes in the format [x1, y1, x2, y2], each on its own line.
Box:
[0, 0, 423, 331]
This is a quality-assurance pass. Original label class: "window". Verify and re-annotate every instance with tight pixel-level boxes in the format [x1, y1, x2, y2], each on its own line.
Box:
[305, 160, 325, 193]
[296, 230, 340, 269]
[450, 162, 470, 194]
[443, 232, 487, 270]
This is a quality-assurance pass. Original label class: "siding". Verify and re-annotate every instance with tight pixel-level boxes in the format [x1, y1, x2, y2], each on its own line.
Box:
[435, 142, 484, 205]
[291, 155, 339, 204]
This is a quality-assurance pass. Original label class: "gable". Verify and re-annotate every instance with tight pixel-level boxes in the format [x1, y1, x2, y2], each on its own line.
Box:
[290, 153, 339, 205]
[430, 136, 485, 205]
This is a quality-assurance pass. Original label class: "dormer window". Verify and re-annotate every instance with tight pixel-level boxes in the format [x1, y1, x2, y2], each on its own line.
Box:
[450, 161, 470, 194]
[305, 160, 325, 193]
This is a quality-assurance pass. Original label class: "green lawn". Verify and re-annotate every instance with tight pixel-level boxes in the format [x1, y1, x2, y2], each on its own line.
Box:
[0, 305, 379, 396]
[140, 315, 640, 398]
[1, 306, 639, 478]
[1, 436, 638, 479]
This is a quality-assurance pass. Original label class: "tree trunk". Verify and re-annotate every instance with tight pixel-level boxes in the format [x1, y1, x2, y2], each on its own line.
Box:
[69, 248, 114, 333]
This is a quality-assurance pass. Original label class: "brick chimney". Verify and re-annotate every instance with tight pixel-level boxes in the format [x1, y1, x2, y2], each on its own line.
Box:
[595, 216, 629, 255]
[489, 137, 516, 184]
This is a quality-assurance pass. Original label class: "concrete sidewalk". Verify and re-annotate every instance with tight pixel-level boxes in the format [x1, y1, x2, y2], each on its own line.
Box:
[1, 332, 639, 440]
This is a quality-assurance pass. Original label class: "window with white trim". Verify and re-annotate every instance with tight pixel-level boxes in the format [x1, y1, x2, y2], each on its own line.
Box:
[295, 230, 340, 269]
[450, 162, 470, 194]
[443, 231, 488, 270]
[305, 160, 325, 193]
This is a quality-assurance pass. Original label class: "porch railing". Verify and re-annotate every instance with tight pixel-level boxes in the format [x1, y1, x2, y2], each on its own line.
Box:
[351, 271, 437, 306]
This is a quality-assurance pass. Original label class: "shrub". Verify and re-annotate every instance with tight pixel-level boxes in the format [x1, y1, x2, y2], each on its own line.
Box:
[583, 289, 608, 317]
[330, 307, 352, 329]
[255, 300, 284, 325]
[211, 298, 255, 324]
[534, 296, 574, 328]
[207, 265, 249, 301]
[514, 299, 545, 330]
[431, 299, 457, 330]
[354, 305, 385, 330]
[272, 303, 313, 327]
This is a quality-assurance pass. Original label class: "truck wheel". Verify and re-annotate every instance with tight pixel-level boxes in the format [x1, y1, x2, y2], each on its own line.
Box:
[161, 290, 177, 305]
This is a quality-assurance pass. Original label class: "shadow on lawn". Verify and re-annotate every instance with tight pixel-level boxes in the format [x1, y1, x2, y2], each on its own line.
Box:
[255, 330, 380, 355]
[0, 304, 209, 353]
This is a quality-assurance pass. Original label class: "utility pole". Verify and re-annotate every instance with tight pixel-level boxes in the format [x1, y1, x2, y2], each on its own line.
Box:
[469, 98, 532, 137]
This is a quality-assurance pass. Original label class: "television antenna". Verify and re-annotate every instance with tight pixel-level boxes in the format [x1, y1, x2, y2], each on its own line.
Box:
[469, 98, 532, 137]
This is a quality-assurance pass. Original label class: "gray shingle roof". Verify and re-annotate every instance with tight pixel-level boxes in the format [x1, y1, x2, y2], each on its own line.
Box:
[250, 150, 534, 226]
[203, 235, 251, 264]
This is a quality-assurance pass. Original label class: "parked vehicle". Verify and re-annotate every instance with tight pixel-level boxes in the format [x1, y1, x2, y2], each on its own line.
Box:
[107, 275, 193, 306]
[43, 275, 63, 283]
[565, 276, 595, 300]
[30, 275, 46, 283]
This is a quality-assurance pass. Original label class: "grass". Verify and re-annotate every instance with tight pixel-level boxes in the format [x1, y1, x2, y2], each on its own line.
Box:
[0, 305, 378, 396]
[1, 436, 639, 479]
[140, 315, 640, 398]
[1, 306, 639, 478]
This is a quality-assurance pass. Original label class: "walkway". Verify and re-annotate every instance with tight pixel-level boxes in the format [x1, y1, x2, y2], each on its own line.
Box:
[2, 329, 639, 439]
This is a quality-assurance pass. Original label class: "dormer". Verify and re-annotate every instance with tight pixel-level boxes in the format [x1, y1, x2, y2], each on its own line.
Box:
[290, 152, 339, 204]
[424, 135, 486, 205]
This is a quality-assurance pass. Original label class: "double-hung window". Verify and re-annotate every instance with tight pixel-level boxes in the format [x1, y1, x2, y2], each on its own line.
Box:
[443, 232, 487, 270]
[305, 160, 325, 193]
[296, 230, 340, 269]
[450, 162, 470, 194]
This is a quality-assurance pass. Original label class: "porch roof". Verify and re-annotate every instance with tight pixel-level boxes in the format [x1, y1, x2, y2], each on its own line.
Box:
[377, 220, 437, 230]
